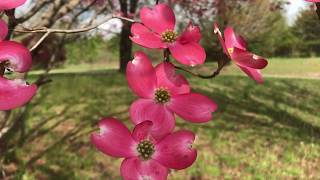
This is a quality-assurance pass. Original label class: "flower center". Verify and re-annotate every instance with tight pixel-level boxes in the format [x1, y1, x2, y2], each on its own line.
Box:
[154, 88, 170, 104]
[161, 30, 177, 43]
[137, 140, 155, 160]
[228, 48, 234, 54]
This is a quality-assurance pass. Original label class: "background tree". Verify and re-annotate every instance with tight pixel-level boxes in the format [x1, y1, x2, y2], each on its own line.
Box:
[292, 5, 320, 57]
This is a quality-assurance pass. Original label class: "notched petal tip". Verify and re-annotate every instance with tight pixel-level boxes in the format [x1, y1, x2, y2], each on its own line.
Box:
[90, 118, 136, 158]
[140, 3, 176, 34]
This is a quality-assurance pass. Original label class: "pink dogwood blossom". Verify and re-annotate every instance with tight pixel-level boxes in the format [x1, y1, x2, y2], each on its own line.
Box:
[126, 51, 217, 138]
[91, 118, 197, 180]
[305, 0, 320, 2]
[0, 19, 37, 110]
[130, 3, 206, 66]
[0, 0, 27, 11]
[214, 23, 268, 84]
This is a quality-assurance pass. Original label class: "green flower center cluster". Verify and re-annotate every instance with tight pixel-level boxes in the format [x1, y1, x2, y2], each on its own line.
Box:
[137, 140, 155, 160]
[161, 30, 177, 43]
[155, 88, 171, 103]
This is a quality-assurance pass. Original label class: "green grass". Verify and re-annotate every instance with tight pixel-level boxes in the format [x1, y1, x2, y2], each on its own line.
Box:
[16, 63, 320, 179]
[30, 57, 320, 79]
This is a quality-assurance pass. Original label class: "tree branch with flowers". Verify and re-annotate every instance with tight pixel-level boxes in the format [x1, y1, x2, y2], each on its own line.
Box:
[0, 0, 319, 179]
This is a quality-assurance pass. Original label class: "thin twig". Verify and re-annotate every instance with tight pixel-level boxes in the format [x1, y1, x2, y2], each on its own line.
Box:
[15, 16, 137, 33]
[30, 31, 50, 51]
[174, 59, 230, 79]
[15, 15, 137, 51]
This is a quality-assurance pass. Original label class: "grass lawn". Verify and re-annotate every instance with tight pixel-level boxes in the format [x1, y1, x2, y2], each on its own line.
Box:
[15, 56, 320, 179]
[30, 57, 320, 79]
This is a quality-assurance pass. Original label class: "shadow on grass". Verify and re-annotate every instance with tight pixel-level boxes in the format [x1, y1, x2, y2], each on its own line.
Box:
[22, 71, 320, 179]
[190, 76, 320, 144]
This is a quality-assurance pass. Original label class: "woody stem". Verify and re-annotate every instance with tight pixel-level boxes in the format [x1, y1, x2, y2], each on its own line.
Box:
[0, 62, 5, 76]
[316, 3, 320, 20]
[174, 58, 230, 79]
[164, 49, 170, 62]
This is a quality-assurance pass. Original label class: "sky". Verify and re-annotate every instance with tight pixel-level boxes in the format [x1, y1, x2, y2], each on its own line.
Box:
[17, 0, 313, 28]
[286, 0, 310, 24]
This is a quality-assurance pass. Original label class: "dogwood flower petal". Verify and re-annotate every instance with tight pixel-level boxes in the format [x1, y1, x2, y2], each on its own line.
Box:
[237, 64, 264, 84]
[178, 22, 202, 43]
[168, 93, 217, 123]
[0, 0, 27, 10]
[130, 99, 175, 140]
[224, 26, 247, 50]
[130, 23, 166, 49]
[213, 23, 228, 55]
[230, 48, 268, 69]
[0, 41, 32, 72]
[121, 157, 168, 180]
[0, 77, 37, 110]
[126, 52, 157, 98]
[154, 130, 197, 170]
[155, 62, 190, 96]
[132, 120, 154, 142]
[169, 41, 206, 66]
[91, 118, 137, 158]
[140, 3, 176, 34]
[0, 19, 8, 41]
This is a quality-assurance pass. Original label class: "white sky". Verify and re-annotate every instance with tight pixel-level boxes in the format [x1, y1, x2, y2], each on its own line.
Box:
[17, 0, 313, 27]
[286, 0, 310, 24]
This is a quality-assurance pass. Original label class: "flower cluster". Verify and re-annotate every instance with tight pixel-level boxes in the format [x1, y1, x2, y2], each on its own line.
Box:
[0, 1, 37, 111]
[214, 23, 268, 83]
[91, 3, 269, 180]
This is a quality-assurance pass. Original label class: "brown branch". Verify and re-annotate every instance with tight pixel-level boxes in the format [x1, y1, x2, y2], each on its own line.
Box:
[174, 58, 230, 79]
[0, 62, 5, 76]
[15, 15, 137, 51]
[15, 16, 135, 34]
[316, 3, 320, 20]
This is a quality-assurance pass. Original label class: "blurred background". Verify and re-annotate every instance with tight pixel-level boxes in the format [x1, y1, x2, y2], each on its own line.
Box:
[1, 0, 320, 179]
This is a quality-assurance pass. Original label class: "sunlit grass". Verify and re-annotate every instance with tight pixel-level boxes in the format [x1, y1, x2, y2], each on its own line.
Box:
[29, 58, 320, 79]
[17, 69, 320, 179]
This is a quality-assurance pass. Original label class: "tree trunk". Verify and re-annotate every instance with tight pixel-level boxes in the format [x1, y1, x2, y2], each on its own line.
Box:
[118, 0, 138, 73]
[119, 22, 133, 73]
[316, 3, 320, 20]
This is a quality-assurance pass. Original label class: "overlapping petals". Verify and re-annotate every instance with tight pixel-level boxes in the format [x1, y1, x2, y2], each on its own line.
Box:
[121, 158, 168, 180]
[91, 119, 197, 180]
[130, 3, 206, 66]
[0, 0, 27, 11]
[0, 20, 36, 110]
[130, 99, 175, 140]
[214, 23, 268, 83]
[127, 51, 217, 137]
